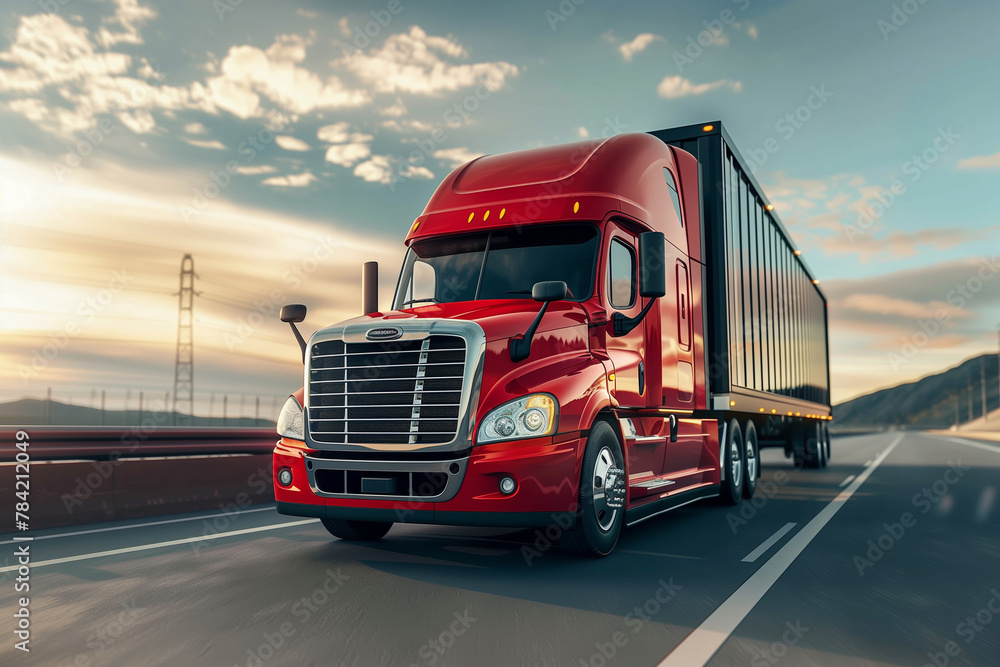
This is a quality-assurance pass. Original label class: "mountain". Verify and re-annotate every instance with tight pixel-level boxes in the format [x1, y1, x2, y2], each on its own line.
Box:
[833, 353, 1000, 429]
[0, 398, 275, 428]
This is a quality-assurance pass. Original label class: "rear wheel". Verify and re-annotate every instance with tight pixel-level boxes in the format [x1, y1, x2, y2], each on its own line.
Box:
[822, 423, 831, 463]
[742, 420, 759, 499]
[719, 419, 744, 505]
[560, 421, 626, 557]
[321, 518, 392, 541]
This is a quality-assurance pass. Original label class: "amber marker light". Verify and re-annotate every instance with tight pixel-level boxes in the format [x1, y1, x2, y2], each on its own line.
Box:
[499, 208, 506, 220]
[467, 212, 475, 223]
[766, 204, 774, 211]
[813, 279, 821, 285]
[730, 401, 736, 407]
[483, 210, 490, 221]
[573, 201, 580, 213]
[794, 250, 802, 256]
[702, 124, 714, 132]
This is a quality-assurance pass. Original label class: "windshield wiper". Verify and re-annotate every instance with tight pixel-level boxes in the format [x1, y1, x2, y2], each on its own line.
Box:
[401, 297, 440, 307]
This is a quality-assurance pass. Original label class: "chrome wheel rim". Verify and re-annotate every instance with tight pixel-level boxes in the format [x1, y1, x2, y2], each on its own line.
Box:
[730, 435, 743, 489]
[745, 436, 757, 483]
[592, 446, 619, 532]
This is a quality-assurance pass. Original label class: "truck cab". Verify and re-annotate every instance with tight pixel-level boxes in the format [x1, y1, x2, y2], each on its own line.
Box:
[273, 129, 810, 556]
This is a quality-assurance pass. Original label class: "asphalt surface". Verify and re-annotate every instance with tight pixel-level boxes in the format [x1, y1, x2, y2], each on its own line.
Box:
[2, 431, 999, 667]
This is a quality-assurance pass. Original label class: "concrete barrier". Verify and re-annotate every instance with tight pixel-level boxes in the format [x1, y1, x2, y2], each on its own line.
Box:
[0, 427, 276, 531]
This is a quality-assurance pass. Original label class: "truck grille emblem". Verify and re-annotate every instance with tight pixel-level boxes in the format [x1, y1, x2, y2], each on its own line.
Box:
[366, 326, 403, 341]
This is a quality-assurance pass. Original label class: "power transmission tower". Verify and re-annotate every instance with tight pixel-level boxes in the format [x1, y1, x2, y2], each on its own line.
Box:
[173, 254, 200, 425]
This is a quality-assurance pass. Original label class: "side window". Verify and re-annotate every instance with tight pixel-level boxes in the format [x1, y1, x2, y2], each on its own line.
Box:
[664, 167, 684, 227]
[608, 239, 636, 309]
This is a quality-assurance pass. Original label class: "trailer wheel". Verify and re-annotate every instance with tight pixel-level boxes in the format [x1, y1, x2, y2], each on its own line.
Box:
[321, 518, 392, 541]
[817, 422, 828, 468]
[742, 421, 759, 499]
[719, 419, 744, 505]
[822, 423, 831, 463]
[560, 421, 625, 557]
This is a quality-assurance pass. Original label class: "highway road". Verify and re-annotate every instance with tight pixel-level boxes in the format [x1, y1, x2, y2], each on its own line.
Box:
[2, 432, 999, 666]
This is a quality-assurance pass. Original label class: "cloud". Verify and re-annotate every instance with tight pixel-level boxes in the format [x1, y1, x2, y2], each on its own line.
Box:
[181, 137, 227, 150]
[957, 151, 1000, 171]
[381, 119, 434, 132]
[233, 164, 277, 175]
[184, 122, 208, 134]
[275, 135, 311, 151]
[337, 26, 518, 95]
[657, 75, 742, 98]
[208, 34, 370, 118]
[95, 0, 158, 48]
[619, 33, 663, 62]
[338, 16, 352, 38]
[747, 24, 759, 39]
[298, 8, 318, 19]
[261, 171, 317, 187]
[400, 164, 434, 180]
[576, 126, 589, 139]
[317, 122, 351, 143]
[432, 147, 483, 167]
[353, 156, 394, 183]
[380, 99, 408, 117]
[325, 143, 372, 167]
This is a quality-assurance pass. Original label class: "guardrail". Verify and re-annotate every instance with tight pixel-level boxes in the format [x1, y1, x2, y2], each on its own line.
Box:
[0, 428, 277, 532]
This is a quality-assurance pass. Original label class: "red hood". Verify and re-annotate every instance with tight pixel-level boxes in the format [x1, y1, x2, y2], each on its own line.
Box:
[343, 299, 588, 342]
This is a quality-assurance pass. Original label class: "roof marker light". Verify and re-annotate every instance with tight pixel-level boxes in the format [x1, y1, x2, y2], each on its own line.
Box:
[794, 250, 802, 256]
[813, 279, 821, 285]
[499, 208, 506, 220]
[702, 124, 714, 132]
[467, 212, 475, 223]
[484, 210, 490, 221]
[573, 201, 580, 213]
[411, 220, 419, 231]
[766, 204, 774, 211]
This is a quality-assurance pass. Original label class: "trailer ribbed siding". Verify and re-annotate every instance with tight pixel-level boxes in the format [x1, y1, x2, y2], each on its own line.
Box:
[649, 122, 831, 413]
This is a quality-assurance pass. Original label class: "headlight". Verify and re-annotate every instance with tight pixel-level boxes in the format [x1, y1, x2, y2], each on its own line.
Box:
[478, 394, 558, 444]
[277, 397, 304, 440]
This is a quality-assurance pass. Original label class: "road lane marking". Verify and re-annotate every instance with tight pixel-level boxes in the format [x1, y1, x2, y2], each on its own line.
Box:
[0, 519, 318, 573]
[864, 460, 873, 466]
[839, 475, 856, 488]
[0, 506, 277, 545]
[657, 433, 904, 667]
[741, 523, 797, 563]
[947, 437, 1000, 455]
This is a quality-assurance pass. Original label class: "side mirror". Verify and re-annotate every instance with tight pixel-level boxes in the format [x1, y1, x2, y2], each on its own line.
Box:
[532, 280, 568, 302]
[638, 231, 666, 298]
[280, 304, 308, 363]
[613, 232, 666, 337]
[510, 281, 568, 362]
[280, 304, 307, 323]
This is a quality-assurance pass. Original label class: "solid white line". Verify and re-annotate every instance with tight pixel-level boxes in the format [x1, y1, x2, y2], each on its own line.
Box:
[947, 437, 1000, 455]
[0, 506, 277, 546]
[839, 475, 856, 488]
[0, 519, 317, 573]
[864, 460, 873, 466]
[740, 523, 797, 563]
[657, 433, 904, 667]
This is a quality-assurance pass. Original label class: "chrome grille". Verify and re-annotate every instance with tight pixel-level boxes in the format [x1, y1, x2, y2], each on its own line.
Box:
[307, 335, 467, 445]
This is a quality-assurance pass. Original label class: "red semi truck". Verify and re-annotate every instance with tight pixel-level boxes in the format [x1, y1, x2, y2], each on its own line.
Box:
[273, 121, 832, 556]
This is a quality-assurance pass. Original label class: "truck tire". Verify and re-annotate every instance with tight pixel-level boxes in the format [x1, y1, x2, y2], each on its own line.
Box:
[560, 421, 625, 557]
[817, 422, 828, 468]
[795, 421, 824, 469]
[321, 518, 392, 541]
[742, 420, 759, 499]
[822, 423, 831, 463]
[719, 419, 744, 505]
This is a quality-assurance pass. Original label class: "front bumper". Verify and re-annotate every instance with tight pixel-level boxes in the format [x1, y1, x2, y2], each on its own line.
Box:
[273, 434, 585, 527]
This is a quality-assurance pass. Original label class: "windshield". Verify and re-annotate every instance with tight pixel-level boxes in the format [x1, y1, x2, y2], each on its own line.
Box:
[392, 223, 600, 309]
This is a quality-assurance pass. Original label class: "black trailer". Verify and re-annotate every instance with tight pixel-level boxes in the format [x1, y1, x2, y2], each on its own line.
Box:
[651, 122, 832, 466]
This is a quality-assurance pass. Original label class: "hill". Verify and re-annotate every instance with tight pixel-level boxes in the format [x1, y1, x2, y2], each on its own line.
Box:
[833, 353, 1000, 430]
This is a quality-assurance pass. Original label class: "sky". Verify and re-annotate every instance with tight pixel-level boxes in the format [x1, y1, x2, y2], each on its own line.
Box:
[0, 0, 998, 413]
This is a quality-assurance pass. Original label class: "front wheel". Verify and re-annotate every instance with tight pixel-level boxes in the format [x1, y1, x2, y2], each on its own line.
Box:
[560, 421, 626, 557]
[321, 518, 392, 541]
